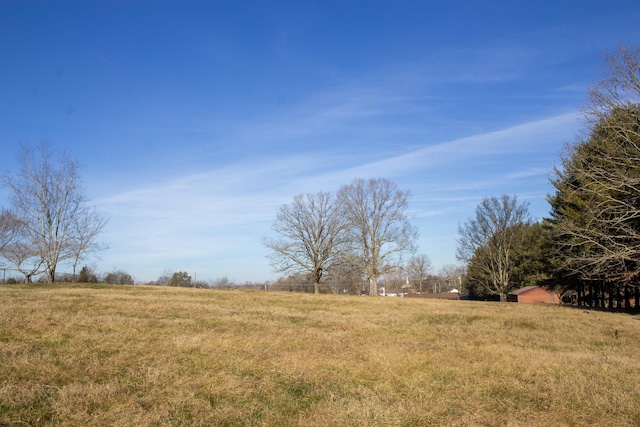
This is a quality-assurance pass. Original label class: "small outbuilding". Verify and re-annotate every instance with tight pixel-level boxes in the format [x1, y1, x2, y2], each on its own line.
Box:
[507, 286, 560, 304]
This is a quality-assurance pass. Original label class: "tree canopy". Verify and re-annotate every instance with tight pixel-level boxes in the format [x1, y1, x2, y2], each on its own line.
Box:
[1, 142, 108, 283]
[264, 178, 417, 295]
[457, 195, 531, 302]
[263, 192, 347, 294]
[338, 178, 417, 296]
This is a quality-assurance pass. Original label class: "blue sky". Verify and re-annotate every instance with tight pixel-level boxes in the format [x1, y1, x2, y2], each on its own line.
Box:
[1, 1, 639, 283]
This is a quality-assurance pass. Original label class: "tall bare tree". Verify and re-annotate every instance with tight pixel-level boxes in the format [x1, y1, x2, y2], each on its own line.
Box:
[406, 253, 432, 293]
[337, 178, 417, 296]
[264, 192, 347, 294]
[2, 142, 107, 282]
[457, 195, 531, 301]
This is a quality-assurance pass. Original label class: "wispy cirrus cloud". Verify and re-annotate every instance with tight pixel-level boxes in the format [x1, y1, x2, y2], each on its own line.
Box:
[91, 38, 585, 282]
[95, 109, 580, 281]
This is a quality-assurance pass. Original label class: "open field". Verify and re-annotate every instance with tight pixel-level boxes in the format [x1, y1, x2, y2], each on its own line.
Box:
[0, 284, 638, 426]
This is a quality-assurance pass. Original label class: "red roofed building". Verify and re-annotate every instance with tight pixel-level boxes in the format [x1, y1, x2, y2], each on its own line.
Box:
[507, 286, 560, 304]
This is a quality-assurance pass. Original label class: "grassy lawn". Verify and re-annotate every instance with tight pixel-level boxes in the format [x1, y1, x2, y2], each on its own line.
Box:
[0, 284, 638, 426]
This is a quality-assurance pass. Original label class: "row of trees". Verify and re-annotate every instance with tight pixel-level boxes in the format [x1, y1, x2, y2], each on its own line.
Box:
[547, 46, 640, 310]
[263, 178, 422, 295]
[1, 266, 132, 285]
[78, 266, 134, 285]
[266, 262, 463, 295]
[0, 143, 108, 282]
[456, 46, 640, 310]
[5, 46, 637, 312]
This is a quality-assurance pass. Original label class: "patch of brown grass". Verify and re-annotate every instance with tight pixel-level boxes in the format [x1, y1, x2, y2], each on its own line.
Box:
[0, 284, 638, 426]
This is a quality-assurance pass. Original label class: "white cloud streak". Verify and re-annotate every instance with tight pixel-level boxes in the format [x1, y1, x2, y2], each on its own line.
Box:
[95, 109, 580, 281]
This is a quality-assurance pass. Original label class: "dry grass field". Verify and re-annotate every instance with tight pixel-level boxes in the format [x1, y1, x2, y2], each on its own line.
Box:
[0, 284, 638, 426]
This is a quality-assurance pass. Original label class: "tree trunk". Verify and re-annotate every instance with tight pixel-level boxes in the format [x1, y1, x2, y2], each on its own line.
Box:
[578, 282, 583, 307]
[369, 276, 378, 296]
[624, 285, 631, 312]
[73, 261, 79, 283]
[617, 284, 623, 311]
[608, 283, 614, 310]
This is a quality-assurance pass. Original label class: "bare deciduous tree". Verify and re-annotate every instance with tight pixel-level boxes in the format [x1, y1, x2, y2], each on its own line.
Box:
[0, 209, 21, 251]
[383, 265, 409, 296]
[69, 206, 108, 281]
[263, 192, 347, 294]
[337, 178, 417, 296]
[0, 240, 43, 283]
[0, 209, 43, 282]
[212, 275, 235, 289]
[457, 195, 531, 302]
[406, 253, 432, 293]
[156, 268, 174, 286]
[2, 142, 108, 282]
[324, 259, 363, 294]
[437, 264, 465, 293]
[587, 46, 640, 123]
